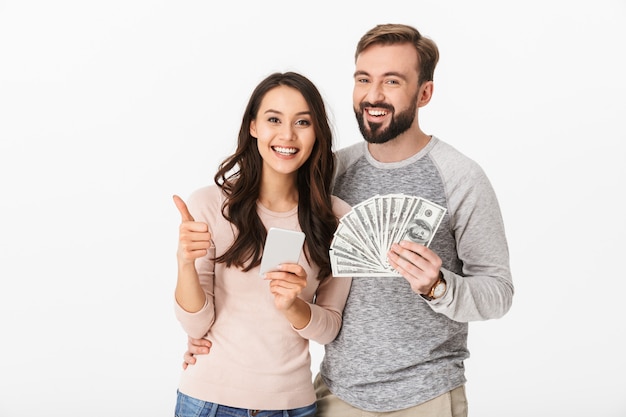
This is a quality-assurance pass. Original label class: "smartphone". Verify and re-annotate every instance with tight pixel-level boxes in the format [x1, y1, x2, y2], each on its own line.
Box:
[259, 227, 306, 276]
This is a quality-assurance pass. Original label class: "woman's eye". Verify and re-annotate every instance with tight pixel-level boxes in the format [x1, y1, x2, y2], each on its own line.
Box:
[296, 119, 311, 126]
[268, 117, 280, 123]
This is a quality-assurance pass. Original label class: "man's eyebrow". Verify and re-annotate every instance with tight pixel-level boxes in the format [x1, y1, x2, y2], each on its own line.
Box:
[353, 70, 408, 81]
[383, 71, 407, 80]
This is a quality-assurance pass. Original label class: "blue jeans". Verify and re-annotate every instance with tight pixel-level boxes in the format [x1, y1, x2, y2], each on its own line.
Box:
[175, 390, 317, 417]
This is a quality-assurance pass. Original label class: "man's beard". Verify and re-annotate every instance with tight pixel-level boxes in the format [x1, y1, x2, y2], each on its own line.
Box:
[354, 97, 418, 144]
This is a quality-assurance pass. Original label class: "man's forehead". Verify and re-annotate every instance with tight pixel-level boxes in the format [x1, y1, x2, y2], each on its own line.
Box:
[355, 44, 418, 75]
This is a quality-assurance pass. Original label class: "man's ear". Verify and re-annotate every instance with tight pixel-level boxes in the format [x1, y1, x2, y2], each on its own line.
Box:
[417, 81, 434, 108]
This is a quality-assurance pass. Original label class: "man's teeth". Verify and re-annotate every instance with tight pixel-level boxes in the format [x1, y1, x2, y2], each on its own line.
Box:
[368, 109, 388, 116]
[273, 146, 297, 155]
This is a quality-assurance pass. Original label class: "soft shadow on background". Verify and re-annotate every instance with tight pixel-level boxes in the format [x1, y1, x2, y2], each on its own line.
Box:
[1, 1, 625, 416]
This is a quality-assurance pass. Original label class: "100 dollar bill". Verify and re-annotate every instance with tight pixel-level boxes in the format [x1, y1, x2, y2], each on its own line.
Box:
[330, 194, 446, 277]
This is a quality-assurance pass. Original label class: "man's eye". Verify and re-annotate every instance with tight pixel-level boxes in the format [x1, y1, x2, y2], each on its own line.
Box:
[386, 79, 400, 85]
[356, 78, 369, 84]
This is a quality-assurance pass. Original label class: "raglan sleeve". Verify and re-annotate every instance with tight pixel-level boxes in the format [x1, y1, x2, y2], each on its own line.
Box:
[431, 160, 514, 322]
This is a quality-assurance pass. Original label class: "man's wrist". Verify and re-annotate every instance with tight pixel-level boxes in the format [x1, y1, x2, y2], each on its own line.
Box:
[423, 273, 446, 301]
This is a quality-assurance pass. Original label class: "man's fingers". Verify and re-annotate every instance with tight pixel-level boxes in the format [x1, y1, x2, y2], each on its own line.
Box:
[398, 241, 442, 270]
[183, 351, 196, 368]
[187, 336, 212, 354]
[173, 194, 195, 222]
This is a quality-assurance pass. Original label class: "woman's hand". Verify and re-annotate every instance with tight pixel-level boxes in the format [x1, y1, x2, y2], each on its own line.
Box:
[264, 263, 307, 311]
[173, 195, 212, 266]
[264, 264, 311, 329]
[173, 194, 212, 313]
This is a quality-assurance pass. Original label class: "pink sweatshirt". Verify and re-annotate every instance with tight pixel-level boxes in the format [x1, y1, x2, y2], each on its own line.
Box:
[174, 185, 352, 410]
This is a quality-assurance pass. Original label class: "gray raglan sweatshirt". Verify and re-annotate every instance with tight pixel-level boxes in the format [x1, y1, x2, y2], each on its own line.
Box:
[319, 136, 514, 411]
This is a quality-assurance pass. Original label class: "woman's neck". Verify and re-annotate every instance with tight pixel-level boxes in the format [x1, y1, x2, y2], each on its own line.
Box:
[258, 176, 299, 212]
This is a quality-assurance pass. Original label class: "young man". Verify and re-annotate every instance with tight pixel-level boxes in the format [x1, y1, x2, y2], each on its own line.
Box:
[184, 24, 514, 417]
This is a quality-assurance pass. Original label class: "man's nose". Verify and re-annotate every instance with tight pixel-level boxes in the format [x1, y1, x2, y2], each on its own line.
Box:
[365, 82, 385, 103]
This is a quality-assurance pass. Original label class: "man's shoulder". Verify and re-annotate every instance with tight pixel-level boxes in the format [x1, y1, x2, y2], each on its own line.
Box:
[334, 142, 367, 178]
[430, 136, 484, 173]
[336, 141, 366, 161]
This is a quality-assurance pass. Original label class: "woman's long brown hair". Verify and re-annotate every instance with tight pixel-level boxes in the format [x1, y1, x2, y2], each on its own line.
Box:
[213, 72, 337, 280]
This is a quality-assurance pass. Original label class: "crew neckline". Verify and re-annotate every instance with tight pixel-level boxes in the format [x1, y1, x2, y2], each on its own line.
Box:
[364, 136, 438, 169]
[256, 201, 298, 218]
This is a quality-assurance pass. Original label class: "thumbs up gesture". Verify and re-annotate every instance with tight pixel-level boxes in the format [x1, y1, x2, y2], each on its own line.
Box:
[173, 195, 213, 265]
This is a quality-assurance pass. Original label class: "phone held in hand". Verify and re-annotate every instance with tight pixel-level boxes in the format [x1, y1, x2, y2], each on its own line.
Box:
[259, 228, 305, 276]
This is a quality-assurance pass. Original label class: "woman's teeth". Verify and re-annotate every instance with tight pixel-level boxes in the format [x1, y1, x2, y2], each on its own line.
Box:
[273, 146, 297, 155]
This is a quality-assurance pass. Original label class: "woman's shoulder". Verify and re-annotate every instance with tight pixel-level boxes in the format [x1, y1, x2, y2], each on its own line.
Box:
[331, 195, 352, 218]
[188, 184, 222, 201]
[186, 184, 225, 219]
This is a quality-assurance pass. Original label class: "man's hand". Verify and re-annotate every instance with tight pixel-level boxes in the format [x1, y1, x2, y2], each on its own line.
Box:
[387, 240, 442, 296]
[182, 336, 212, 370]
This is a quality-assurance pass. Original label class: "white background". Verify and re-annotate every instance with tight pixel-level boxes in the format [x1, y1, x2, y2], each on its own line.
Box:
[1, 1, 625, 416]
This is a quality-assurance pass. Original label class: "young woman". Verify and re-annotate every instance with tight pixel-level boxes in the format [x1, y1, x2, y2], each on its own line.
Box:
[172, 72, 352, 417]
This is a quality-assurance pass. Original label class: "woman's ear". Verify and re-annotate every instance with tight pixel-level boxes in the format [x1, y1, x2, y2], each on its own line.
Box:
[250, 120, 257, 138]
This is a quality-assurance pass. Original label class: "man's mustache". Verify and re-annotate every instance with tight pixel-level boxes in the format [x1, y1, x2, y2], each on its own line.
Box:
[359, 102, 395, 112]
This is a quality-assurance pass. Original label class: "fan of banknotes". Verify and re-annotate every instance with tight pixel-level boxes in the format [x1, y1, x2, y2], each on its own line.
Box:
[330, 194, 447, 277]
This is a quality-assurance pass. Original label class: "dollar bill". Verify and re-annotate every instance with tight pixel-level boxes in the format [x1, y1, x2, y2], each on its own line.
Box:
[330, 194, 447, 277]
[395, 198, 446, 247]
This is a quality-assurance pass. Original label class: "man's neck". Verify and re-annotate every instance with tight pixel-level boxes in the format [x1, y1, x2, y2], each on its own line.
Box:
[367, 130, 432, 163]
